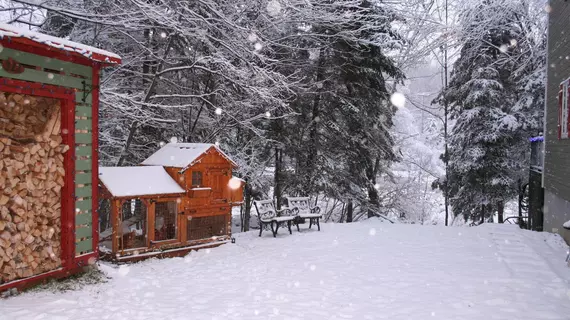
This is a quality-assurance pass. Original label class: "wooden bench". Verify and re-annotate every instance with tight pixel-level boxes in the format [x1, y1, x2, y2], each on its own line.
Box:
[254, 200, 299, 237]
[286, 197, 322, 231]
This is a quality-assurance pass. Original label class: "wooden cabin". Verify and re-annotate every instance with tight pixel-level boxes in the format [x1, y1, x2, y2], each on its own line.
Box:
[0, 23, 121, 293]
[98, 143, 244, 262]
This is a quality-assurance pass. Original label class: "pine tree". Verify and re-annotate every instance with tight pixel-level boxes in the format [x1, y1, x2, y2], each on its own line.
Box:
[440, 0, 529, 222]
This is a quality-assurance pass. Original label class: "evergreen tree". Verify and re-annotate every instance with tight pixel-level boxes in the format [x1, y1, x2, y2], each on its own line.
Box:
[439, 0, 539, 222]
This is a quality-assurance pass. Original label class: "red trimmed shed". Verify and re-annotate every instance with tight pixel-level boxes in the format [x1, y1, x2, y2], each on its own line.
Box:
[0, 23, 121, 293]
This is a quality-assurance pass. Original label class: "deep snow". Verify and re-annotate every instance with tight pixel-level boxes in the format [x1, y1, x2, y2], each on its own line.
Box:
[2, 221, 570, 319]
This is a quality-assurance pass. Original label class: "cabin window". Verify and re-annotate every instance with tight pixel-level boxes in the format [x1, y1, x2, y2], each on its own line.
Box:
[154, 201, 177, 241]
[559, 79, 570, 139]
[192, 171, 203, 187]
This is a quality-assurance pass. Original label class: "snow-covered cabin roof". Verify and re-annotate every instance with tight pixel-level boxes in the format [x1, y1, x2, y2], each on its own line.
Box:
[99, 166, 185, 198]
[141, 143, 238, 170]
[0, 23, 121, 64]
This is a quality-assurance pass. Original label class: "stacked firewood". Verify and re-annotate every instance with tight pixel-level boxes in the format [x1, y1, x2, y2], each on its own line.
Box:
[0, 93, 67, 283]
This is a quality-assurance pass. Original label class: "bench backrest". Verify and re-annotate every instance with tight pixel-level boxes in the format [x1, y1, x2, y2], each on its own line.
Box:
[287, 197, 312, 213]
[254, 199, 276, 220]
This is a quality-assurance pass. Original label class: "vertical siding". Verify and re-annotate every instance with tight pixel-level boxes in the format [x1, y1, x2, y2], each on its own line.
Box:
[544, 0, 570, 236]
[74, 89, 94, 255]
[544, 0, 570, 199]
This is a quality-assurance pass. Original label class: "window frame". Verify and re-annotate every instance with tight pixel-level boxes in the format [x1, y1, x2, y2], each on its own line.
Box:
[191, 171, 203, 187]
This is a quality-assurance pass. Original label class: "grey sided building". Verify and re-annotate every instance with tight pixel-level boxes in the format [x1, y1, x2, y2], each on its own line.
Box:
[544, 0, 570, 243]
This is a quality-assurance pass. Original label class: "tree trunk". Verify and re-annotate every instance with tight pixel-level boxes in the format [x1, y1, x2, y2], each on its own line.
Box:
[367, 186, 380, 218]
[243, 180, 252, 232]
[346, 199, 353, 223]
[366, 157, 381, 218]
[116, 37, 173, 166]
[518, 183, 528, 229]
[274, 148, 283, 210]
[480, 204, 486, 225]
[497, 200, 504, 224]
[304, 54, 325, 195]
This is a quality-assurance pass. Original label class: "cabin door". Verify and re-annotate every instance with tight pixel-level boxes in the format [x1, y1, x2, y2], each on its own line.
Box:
[208, 169, 228, 203]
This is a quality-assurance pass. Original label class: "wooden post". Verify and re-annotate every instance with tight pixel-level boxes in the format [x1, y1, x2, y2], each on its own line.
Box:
[111, 199, 119, 254]
[148, 200, 155, 246]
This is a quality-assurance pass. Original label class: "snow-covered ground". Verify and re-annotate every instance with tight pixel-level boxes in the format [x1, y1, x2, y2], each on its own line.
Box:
[2, 221, 570, 319]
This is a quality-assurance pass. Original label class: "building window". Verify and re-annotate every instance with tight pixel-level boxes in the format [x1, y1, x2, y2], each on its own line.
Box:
[192, 171, 203, 187]
[559, 79, 570, 139]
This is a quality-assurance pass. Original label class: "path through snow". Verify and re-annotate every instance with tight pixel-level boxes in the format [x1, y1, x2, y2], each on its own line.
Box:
[1, 221, 570, 319]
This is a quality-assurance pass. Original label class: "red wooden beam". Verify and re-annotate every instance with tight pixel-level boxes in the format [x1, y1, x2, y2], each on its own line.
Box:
[61, 90, 76, 270]
[0, 35, 121, 67]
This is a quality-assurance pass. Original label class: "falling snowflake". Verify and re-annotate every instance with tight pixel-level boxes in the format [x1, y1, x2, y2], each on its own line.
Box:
[228, 177, 242, 190]
[0, 44, 4, 53]
[310, 265, 316, 271]
[545, 4, 552, 13]
[47, 73, 54, 80]
[215, 141, 220, 146]
[265, 111, 271, 118]
[266, 0, 282, 17]
[62, 129, 69, 134]
[7, 101, 14, 108]
[369, 228, 376, 236]
[160, 32, 167, 38]
[170, 136, 178, 143]
[499, 44, 508, 53]
[509, 39, 517, 47]
[215, 107, 222, 115]
[308, 48, 320, 61]
[248, 33, 258, 42]
[374, 183, 380, 190]
[159, 141, 166, 147]
[390, 93, 406, 108]
[23, 99, 30, 105]
[87, 257, 97, 265]
[254, 42, 263, 51]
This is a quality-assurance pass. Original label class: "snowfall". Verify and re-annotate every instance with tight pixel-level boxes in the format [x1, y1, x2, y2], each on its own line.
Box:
[2, 221, 570, 319]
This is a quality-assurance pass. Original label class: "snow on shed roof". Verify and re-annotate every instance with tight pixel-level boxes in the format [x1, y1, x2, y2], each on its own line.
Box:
[0, 23, 121, 64]
[99, 166, 185, 197]
[141, 143, 238, 170]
